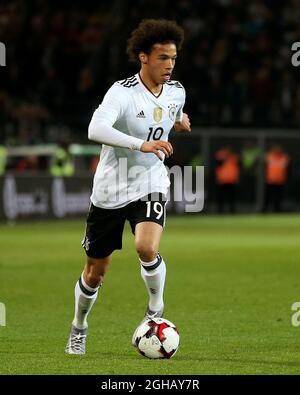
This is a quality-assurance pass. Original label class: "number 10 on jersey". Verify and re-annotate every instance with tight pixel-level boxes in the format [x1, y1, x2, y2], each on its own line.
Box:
[147, 127, 164, 141]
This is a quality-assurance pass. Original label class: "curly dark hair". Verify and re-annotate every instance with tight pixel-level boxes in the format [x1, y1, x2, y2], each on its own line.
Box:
[126, 19, 184, 63]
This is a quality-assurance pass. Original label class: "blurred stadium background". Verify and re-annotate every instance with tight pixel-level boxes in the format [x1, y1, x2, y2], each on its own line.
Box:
[1, 0, 300, 219]
[1, 0, 300, 375]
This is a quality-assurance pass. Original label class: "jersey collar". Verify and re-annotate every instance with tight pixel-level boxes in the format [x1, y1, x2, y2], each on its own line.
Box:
[137, 73, 164, 99]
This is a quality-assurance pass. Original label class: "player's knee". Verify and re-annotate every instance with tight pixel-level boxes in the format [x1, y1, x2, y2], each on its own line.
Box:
[84, 271, 103, 288]
[135, 243, 158, 262]
[85, 256, 111, 287]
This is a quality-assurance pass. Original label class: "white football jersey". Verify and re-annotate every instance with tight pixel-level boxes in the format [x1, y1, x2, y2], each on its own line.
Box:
[90, 73, 186, 209]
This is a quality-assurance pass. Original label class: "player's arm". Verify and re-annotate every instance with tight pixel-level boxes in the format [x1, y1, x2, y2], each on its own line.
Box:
[174, 112, 191, 132]
[140, 140, 173, 161]
[88, 85, 144, 151]
[88, 84, 173, 160]
[172, 85, 191, 133]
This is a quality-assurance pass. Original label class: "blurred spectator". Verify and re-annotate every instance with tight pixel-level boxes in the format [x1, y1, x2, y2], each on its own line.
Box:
[263, 144, 290, 212]
[1, 0, 300, 146]
[15, 154, 39, 174]
[279, 72, 296, 126]
[241, 140, 260, 175]
[215, 145, 240, 213]
[251, 66, 274, 126]
[50, 139, 74, 177]
[189, 153, 203, 173]
[0, 145, 7, 175]
[240, 140, 260, 205]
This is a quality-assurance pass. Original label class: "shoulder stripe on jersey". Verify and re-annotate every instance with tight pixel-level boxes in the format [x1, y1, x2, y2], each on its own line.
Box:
[118, 82, 139, 88]
[120, 75, 136, 85]
[127, 81, 139, 87]
[123, 78, 137, 86]
[166, 81, 183, 88]
[121, 75, 135, 82]
[122, 78, 138, 88]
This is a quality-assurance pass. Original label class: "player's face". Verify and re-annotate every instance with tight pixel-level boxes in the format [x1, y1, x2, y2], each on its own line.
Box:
[143, 43, 177, 85]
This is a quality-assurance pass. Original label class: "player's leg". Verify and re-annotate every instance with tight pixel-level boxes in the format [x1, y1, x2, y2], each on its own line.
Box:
[72, 255, 112, 331]
[128, 193, 168, 317]
[66, 203, 126, 354]
[128, 194, 167, 347]
[65, 255, 112, 355]
[135, 221, 166, 316]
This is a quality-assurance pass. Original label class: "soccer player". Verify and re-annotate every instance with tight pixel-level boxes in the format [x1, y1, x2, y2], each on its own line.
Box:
[65, 19, 191, 354]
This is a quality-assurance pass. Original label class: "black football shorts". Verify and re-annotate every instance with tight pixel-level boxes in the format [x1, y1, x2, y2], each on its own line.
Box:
[81, 193, 167, 259]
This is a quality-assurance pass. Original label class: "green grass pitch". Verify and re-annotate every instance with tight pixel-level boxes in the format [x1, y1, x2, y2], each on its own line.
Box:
[0, 214, 300, 375]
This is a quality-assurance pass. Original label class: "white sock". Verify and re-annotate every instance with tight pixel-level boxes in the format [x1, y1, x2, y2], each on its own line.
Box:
[72, 273, 100, 330]
[139, 254, 166, 312]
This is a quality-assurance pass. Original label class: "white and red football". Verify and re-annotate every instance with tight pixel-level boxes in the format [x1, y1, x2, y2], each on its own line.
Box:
[132, 317, 180, 359]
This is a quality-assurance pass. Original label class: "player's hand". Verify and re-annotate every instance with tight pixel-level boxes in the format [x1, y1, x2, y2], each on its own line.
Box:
[174, 113, 191, 132]
[140, 140, 173, 161]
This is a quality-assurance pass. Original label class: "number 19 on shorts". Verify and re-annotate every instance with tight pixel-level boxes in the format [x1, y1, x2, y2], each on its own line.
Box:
[146, 201, 165, 221]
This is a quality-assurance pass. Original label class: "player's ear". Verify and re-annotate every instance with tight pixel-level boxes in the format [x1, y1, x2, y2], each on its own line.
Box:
[139, 53, 147, 64]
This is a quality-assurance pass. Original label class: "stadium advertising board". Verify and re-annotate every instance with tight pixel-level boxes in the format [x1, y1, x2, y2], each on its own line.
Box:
[0, 176, 91, 220]
[0, 171, 203, 221]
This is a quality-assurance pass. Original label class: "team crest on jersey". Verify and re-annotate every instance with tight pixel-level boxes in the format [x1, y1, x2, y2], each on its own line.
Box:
[153, 107, 163, 122]
[168, 104, 177, 121]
